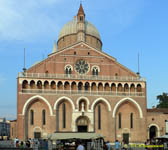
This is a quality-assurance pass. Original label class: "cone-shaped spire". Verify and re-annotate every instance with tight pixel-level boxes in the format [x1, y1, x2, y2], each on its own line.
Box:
[52, 41, 57, 53]
[77, 3, 85, 17]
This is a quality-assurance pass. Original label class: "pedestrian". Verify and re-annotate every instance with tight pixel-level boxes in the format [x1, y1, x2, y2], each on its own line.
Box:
[123, 141, 128, 150]
[14, 137, 19, 147]
[19, 141, 24, 150]
[77, 141, 85, 150]
[104, 142, 108, 150]
[115, 140, 120, 150]
[106, 141, 111, 150]
[16, 140, 19, 149]
[26, 139, 31, 148]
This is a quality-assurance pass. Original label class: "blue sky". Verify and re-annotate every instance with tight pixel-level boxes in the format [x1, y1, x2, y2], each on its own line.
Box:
[0, 0, 168, 119]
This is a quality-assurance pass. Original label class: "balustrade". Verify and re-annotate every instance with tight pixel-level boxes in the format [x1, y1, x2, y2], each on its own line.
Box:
[18, 72, 145, 82]
[21, 89, 144, 97]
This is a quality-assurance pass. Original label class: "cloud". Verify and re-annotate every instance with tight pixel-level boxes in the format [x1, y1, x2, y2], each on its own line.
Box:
[0, 0, 146, 42]
[0, 0, 64, 41]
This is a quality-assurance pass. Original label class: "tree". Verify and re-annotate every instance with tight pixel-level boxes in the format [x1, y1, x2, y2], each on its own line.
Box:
[156, 92, 168, 108]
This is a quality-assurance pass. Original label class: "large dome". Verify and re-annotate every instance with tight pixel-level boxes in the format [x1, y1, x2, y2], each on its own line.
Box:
[58, 19, 101, 41]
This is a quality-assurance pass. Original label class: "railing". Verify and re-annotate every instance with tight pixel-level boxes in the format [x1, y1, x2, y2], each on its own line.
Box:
[18, 72, 145, 82]
[21, 89, 144, 97]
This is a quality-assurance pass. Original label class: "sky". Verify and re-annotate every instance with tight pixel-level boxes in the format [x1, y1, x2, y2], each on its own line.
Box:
[0, 0, 168, 120]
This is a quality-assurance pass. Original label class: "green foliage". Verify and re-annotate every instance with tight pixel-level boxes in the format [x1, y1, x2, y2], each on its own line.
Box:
[156, 92, 168, 108]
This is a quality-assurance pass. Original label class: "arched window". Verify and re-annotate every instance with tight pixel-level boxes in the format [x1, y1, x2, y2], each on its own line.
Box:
[98, 105, 101, 130]
[98, 83, 103, 91]
[80, 16, 83, 21]
[37, 80, 42, 89]
[124, 84, 129, 92]
[137, 84, 142, 92]
[130, 84, 135, 93]
[92, 67, 99, 76]
[30, 110, 34, 125]
[57, 81, 63, 90]
[64, 82, 70, 90]
[85, 82, 89, 91]
[104, 83, 110, 91]
[65, 65, 72, 75]
[30, 80, 35, 89]
[119, 113, 121, 129]
[44, 81, 49, 89]
[51, 81, 56, 89]
[118, 83, 122, 92]
[71, 82, 77, 90]
[130, 113, 133, 128]
[91, 82, 96, 91]
[78, 82, 83, 91]
[63, 103, 66, 128]
[42, 109, 46, 125]
[22, 80, 28, 89]
[111, 83, 116, 92]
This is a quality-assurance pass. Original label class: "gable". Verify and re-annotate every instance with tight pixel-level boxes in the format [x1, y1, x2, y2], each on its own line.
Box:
[27, 42, 138, 77]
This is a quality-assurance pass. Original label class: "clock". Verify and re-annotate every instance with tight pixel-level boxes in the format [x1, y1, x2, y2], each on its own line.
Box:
[75, 59, 89, 74]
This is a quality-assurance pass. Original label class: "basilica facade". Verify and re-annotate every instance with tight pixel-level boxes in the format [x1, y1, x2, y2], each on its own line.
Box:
[17, 4, 168, 143]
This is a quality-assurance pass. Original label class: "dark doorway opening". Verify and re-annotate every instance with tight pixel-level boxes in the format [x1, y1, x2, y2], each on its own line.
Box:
[78, 126, 88, 132]
[123, 133, 129, 144]
[149, 126, 157, 140]
[34, 132, 41, 139]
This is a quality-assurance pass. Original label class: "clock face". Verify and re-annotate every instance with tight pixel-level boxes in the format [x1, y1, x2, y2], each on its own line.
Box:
[75, 59, 89, 74]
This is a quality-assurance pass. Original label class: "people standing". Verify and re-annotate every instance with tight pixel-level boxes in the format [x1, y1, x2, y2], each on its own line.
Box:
[26, 139, 31, 148]
[19, 141, 24, 150]
[77, 142, 85, 150]
[115, 140, 120, 150]
[106, 141, 111, 150]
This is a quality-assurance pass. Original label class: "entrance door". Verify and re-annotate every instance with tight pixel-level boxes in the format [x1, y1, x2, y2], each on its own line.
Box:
[34, 132, 41, 139]
[123, 133, 129, 144]
[149, 126, 157, 139]
[78, 126, 88, 132]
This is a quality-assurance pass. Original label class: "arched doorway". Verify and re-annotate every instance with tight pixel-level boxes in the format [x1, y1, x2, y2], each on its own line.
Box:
[34, 127, 42, 139]
[76, 116, 89, 132]
[149, 126, 157, 140]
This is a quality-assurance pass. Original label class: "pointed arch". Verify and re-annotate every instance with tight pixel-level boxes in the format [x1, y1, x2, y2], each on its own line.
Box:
[91, 97, 111, 111]
[22, 95, 53, 116]
[112, 97, 143, 118]
[54, 96, 75, 110]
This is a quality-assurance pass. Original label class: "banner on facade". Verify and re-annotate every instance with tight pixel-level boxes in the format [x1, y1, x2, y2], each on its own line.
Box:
[166, 121, 168, 134]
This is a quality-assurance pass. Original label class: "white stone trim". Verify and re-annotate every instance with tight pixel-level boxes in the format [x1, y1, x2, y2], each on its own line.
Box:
[33, 126, 42, 132]
[54, 96, 75, 110]
[22, 95, 53, 116]
[91, 97, 111, 111]
[76, 96, 90, 110]
[112, 97, 143, 118]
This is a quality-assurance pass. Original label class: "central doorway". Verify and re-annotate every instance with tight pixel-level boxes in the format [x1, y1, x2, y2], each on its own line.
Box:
[34, 132, 41, 139]
[123, 133, 129, 144]
[76, 116, 89, 132]
[78, 125, 88, 132]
